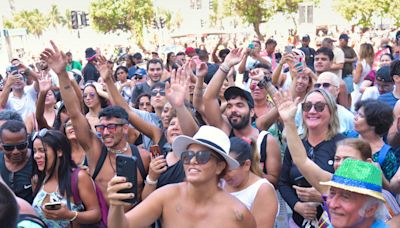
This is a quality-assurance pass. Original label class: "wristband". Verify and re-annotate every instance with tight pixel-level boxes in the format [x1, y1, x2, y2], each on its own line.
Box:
[70, 211, 78, 221]
[219, 63, 230, 74]
[145, 175, 158, 185]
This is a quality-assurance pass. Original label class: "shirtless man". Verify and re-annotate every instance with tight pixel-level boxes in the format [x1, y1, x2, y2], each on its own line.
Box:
[40, 41, 157, 210]
[107, 125, 256, 227]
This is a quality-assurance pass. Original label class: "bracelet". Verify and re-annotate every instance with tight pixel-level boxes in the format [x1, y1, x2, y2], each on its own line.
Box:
[70, 211, 78, 222]
[219, 63, 230, 74]
[145, 175, 158, 185]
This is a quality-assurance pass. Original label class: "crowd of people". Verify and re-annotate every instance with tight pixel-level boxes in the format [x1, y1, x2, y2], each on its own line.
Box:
[0, 29, 400, 228]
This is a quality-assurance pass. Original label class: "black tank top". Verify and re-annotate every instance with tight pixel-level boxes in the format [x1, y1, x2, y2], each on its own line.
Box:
[0, 153, 34, 203]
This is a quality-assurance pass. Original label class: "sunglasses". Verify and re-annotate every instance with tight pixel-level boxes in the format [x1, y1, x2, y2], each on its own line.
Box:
[181, 150, 220, 165]
[314, 82, 335, 89]
[2, 141, 28, 152]
[302, 101, 327, 112]
[95, 123, 125, 134]
[134, 75, 143, 80]
[32, 128, 49, 142]
[83, 92, 96, 99]
[151, 89, 166, 96]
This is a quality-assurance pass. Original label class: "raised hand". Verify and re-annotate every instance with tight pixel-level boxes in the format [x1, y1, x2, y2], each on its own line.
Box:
[148, 156, 167, 182]
[40, 41, 67, 75]
[38, 74, 52, 92]
[196, 62, 208, 78]
[166, 67, 190, 108]
[223, 48, 244, 68]
[273, 90, 299, 123]
[249, 68, 265, 81]
[97, 55, 113, 82]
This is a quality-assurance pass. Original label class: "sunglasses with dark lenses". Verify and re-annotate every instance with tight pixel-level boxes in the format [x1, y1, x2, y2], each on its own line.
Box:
[302, 101, 327, 112]
[134, 75, 143, 80]
[83, 92, 96, 99]
[181, 150, 219, 165]
[94, 123, 125, 133]
[2, 141, 28, 152]
[314, 82, 334, 89]
[32, 128, 49, 142]
[151, 89, 166, 96]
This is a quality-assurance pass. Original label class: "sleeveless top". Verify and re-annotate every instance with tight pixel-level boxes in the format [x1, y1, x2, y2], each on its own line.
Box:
[32, 186, 84, 228]
[0, 153, 34, 203]
[230, 178, 273, 210]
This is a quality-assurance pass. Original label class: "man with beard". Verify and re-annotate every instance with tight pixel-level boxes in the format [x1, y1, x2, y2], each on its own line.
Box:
[0, 120, 34, 203]
[203, 48, 281, 187]
[130, 59, 163, 105]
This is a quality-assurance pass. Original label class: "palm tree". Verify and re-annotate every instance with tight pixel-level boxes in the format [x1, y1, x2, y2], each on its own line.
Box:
[14, 10, 48, 38]
[48, 5, 63, 28]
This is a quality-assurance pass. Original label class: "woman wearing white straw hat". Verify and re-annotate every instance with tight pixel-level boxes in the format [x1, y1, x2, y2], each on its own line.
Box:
[106, 125, 256, 228]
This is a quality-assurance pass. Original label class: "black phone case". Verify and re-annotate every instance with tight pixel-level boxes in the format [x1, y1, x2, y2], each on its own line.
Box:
[116, 154, 138, 205]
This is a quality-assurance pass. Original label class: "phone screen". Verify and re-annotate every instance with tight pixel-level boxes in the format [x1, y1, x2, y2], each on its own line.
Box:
[284, 46, 293, 53]
[150, 145, 161, 158]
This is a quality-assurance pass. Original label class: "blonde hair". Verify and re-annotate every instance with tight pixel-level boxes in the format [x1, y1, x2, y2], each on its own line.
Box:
[301, 88, 340, 140]
[359, 43, 375, 66]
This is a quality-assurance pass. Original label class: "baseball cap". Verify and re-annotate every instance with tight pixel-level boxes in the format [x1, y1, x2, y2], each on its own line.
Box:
[224, 86, 254, 109]
[339, 34, 350, 41]
[302, 35, 310, 41]
[185, 47, 196, 55]
[376, 66, 393, 82]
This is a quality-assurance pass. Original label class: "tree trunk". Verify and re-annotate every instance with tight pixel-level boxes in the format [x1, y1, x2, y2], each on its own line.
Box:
[253, 22, 264, 41]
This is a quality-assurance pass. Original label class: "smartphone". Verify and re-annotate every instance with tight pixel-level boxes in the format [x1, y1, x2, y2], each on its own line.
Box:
[7, 66, 18, 74]
[116, 154, 138, 205]
[248, 43, 255, 49]
[284, 45, 293, 53]
[294, 176, 311, 188]
[44, 202, 62, 210]
[149, 145, 161, 158]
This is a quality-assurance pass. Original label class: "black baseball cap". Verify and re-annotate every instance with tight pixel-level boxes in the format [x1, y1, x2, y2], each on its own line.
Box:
[376, 66, 393, 82]
[339, 34, 350, 41]
[302, 35, 310, 41]
[224, 86, 254, 109]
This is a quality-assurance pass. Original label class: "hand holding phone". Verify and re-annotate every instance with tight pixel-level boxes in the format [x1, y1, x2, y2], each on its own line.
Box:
[44, 202, 62, 210]
[284, 45, 293, 54]
[116, 154, 138, 205]
[150, 145, 161, 158]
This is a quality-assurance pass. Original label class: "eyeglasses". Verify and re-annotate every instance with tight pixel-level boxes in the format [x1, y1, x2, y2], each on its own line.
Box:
[32, 128, 49, 142]
[83, 92, 96, 99]
[314, 82, 335, 89]
[2, 141, 28, 152]
[94, 123, 125, 134]
[181, 150, 220, 165]
[134, 75, 143, 80]
[151, 89, 166, 96]
[64, 121, 73, 128]
[302, 101, 327, 112]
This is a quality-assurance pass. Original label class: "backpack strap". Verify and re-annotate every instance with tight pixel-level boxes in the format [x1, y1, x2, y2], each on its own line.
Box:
[71, 168, 82, 205]
[130, 144, 146, 187]
[378, 144, 391, 166]
[257, 131, 269, 174]
[92, 145, 108, 180]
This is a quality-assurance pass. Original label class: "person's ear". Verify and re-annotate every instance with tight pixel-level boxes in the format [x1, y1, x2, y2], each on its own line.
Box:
[363, 202, 379, 218]
[243, 160, 251, 171]
[216, 161, 227, 176]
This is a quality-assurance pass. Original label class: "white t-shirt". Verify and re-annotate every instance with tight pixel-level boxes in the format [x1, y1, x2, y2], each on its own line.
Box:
[361, 86, 380, 101]
[5, 85, 38, 120]
[332, 47, 345, 78]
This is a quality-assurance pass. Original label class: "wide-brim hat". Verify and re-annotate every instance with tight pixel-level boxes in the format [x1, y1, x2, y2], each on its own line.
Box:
[172, 125, 239, 169]
[320, 159, 385, 201]
[224, 86, 254, 109]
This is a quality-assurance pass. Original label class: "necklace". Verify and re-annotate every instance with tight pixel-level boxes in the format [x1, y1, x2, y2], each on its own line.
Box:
[108, 143, 129, 154]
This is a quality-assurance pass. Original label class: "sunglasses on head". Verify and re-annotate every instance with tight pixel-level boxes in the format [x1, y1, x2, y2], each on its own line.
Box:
[2, 141, 28, 152]
[314, 82, 334, 89]
[83, 92, 96, 99]
[151, 89, 166, 96]
[32, 128, 49, 142]
[94, 123, 125, 134]
[302, 101, 327, 112]
[181, 150, 220, 165]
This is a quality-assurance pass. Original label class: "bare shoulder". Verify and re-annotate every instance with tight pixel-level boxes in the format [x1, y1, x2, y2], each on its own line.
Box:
[216, 190, 256, 227]
[257, 181, 277, 200]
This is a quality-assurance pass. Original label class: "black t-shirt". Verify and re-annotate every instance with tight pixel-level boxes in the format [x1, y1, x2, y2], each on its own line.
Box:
[278, 133, 346, 226]
[82, 62, 100, 83]
[0, 153, 34, 203]
[342, 46, 357, 77]
[156, 159, 185, 188]
[300, 46, 316, 72]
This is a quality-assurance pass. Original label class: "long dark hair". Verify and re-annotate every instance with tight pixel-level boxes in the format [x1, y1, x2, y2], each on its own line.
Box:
[32, 130, 77, 202]
[166, 52, 175, 70]
[83, 83, 108, 114]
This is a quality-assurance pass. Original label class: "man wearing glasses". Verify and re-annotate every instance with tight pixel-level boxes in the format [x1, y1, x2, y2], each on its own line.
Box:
[0, 120, 33, 203]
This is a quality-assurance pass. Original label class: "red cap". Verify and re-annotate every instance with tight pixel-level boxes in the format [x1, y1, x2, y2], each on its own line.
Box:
[185, 47, 195, 55]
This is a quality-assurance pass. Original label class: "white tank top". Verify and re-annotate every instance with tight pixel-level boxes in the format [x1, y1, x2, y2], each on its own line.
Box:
[230, 178, 273, 210]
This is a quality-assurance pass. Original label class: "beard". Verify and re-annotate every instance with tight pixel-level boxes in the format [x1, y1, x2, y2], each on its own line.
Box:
[228, 112, 251, 130]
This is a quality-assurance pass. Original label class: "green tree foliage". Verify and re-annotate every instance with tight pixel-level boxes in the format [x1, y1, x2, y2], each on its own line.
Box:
[48, 5, 63, 28]
[334, 0, 378, 28]
[7, 9, 49, 37]
[90, 0, 154, 50]
[381, 0, 400, 27]
[209, 0, 220, 27]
